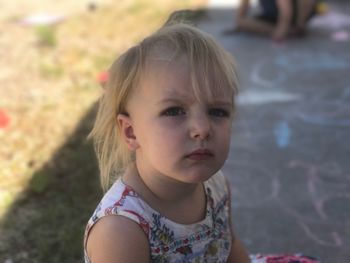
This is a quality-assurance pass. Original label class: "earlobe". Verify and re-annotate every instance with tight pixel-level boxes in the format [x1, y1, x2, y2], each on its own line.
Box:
[116, 114, 139, 150]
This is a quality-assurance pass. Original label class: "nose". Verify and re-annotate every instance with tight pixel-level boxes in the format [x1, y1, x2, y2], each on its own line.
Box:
[189, 112, 211, 140]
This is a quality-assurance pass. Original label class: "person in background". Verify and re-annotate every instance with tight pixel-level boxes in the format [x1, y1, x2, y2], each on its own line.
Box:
[225, 0, 319, 41]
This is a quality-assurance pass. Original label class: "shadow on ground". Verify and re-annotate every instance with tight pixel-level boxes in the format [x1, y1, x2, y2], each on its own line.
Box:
[0, 103, 102, 263]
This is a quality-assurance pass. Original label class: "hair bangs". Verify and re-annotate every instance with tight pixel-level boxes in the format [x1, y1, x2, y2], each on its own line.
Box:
[186, 28, 238, 107]
[141, 24, 238, 107]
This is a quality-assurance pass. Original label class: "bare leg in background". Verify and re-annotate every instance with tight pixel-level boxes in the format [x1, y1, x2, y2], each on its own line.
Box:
[296, 0, 316, 35]
[233, 0, 275, 36]
[273, 0, 293, 41]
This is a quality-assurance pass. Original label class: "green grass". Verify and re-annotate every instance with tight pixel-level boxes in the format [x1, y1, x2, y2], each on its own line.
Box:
[0, 1, 205, 262]
[35, 25, 57, 47]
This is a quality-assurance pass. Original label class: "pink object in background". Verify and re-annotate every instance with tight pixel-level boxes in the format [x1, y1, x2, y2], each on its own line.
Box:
[0, 109, 11, 129]
[331, 30, 350, 42]
[250, 254, 319, 263]
[97, 71, 109, 86]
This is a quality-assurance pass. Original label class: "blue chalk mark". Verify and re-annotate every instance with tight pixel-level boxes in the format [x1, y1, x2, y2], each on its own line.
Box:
[274, 121, 291, 148]
[275, 52, 350, 72]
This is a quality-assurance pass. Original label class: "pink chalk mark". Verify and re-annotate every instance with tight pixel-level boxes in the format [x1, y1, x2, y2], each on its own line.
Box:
[0, 109, 10, 129]
[97, 71, 109, 86]
[332, 31, 350, 42]
[298, 220, 342, 247]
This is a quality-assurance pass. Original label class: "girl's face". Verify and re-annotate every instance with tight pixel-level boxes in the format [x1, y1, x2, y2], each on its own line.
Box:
[121, 54, 233, 184]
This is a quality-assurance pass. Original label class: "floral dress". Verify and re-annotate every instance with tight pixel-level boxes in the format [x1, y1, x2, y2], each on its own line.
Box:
[84, 171, 232, 263]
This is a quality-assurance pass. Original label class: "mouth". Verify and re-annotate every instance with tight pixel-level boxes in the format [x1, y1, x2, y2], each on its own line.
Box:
[186, 149, 214, 161]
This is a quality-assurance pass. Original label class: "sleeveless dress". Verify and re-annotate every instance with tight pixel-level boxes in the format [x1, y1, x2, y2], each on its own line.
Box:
[84, 171, 232, 263]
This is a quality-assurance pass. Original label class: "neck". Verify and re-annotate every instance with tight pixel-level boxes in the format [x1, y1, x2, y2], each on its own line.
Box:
[123, 162, 207, 224]
[125, 162, 200, 204]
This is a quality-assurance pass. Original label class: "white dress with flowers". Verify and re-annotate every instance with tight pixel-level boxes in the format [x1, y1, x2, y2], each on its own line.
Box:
[84, 171, 232, 263]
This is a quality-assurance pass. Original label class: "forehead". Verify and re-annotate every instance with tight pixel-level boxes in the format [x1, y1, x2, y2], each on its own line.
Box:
[139, 54, 233, 103]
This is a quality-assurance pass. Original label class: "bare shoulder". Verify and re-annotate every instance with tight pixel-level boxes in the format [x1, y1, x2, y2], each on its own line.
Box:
[86, 215, 150, 263]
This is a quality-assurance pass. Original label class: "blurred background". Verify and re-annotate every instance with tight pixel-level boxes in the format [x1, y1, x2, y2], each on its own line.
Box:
[0, 0, 349, 262]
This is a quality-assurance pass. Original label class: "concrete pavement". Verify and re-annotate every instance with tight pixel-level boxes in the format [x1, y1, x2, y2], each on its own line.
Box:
[198, 1, 350, 262]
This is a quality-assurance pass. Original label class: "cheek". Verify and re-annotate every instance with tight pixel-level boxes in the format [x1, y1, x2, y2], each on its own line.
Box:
[154, 118, 184, 136]
[148, 121, 185, 153]
[157, 125, 183, 147]
[217, 123, 232, 149]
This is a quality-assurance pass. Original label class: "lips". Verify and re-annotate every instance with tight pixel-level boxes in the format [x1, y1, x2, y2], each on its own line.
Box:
[186, 149, 214, 160]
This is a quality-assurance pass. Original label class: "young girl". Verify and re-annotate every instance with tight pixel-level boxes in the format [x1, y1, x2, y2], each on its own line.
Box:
[84, 23, 250, 262]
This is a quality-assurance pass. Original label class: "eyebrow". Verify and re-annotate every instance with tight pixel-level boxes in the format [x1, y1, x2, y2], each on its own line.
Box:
[157, 97, 190, 105]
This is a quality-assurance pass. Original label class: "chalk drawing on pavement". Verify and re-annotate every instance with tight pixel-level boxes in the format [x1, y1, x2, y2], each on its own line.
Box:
[274, 121, 291, 148]
[237, 89, 301, 105]
[295, 101, 350, 127]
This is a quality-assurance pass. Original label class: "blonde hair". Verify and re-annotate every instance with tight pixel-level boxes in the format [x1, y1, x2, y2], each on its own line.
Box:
[89, 23, 239, 191]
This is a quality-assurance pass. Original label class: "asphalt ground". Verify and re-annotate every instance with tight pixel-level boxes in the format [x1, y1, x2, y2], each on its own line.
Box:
[198, 1, 350, 262]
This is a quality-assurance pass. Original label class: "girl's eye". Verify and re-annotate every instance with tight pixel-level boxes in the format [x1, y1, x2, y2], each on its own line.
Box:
[208, 108, 230, 117]
[161, 107, 186, 116]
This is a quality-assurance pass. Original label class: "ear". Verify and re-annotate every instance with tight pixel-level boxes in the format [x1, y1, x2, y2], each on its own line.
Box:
[117, 114, 139, 151]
